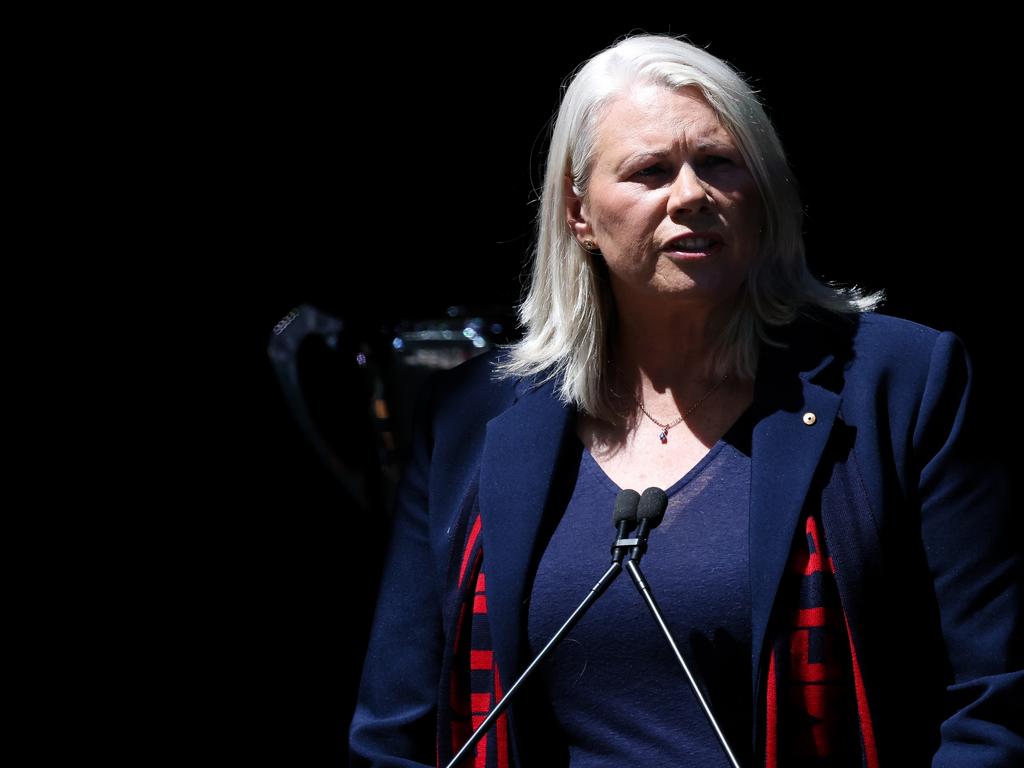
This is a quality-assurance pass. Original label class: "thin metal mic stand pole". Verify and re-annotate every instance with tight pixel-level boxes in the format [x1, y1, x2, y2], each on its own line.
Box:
[624, 558, 743, 768]
[446, 560, 623, 768]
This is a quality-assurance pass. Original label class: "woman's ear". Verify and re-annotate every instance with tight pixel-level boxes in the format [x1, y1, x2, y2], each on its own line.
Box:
[564, 174, 593, 244]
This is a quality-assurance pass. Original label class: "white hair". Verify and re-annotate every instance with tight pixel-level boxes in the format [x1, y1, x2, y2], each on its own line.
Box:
[493, 33, 884, 424]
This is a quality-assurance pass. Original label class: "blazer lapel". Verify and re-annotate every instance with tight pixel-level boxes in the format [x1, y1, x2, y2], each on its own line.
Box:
[753, 366, 839, 692]
[747, 315, 854, 755]
[477, 373, 575, 692]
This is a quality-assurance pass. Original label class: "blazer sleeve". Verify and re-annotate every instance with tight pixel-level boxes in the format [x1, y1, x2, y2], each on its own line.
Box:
[349, 372, 445, 768]
[913, 331, 1023, 766]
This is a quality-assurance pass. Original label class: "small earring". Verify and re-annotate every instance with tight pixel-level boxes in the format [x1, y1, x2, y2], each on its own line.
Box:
[581, 239, 600, 254]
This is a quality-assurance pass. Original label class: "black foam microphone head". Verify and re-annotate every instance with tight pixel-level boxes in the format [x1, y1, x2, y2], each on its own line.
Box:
[613, 489, 641, 527]
[637, 487, 668, 526]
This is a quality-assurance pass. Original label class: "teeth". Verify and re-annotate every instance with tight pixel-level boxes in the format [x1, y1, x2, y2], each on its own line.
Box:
[671, 237, 713, 249]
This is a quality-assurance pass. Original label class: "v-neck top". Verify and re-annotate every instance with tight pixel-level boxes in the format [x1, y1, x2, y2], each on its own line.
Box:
[525, 405, 755, 766]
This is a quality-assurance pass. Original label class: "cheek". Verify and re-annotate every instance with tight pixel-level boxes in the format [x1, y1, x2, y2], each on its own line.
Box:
[731, 203, 765, 268]
[716, 170, 761, 221]
[594, 206, 626, 239]
[724, 191, 763, 237]
[593, 191, 656, 245]
[589, 190, 627, 232]
[740, 201, 763, 236]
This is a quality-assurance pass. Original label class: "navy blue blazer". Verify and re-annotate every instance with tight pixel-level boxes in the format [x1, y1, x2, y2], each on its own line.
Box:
[350, 311, 1022, 767]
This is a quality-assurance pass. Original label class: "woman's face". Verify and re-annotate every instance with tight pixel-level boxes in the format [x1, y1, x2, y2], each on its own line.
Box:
[568, 84, 764, 316]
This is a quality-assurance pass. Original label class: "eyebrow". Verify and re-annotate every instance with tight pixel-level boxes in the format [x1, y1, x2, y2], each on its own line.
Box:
[615, 140, 734, 171]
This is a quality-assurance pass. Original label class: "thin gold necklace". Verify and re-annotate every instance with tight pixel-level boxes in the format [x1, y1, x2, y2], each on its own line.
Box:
[638, 373, 730, 444]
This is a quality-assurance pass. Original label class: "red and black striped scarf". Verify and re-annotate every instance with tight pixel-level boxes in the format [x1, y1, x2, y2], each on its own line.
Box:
[766, 514, 880, 768]
[437, 508, 879, 768]
[438, 508, 511, 768]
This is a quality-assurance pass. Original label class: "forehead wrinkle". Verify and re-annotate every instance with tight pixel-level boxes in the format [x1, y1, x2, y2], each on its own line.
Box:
[612, 132, 735, 173]
[597, 92, 733, 171]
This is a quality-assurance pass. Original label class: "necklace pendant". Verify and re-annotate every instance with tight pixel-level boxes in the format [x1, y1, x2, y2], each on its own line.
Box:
[659, 429, 668, 444]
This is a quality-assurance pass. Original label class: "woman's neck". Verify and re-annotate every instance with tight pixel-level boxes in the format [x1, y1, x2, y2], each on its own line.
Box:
[610, 300, 737, 408]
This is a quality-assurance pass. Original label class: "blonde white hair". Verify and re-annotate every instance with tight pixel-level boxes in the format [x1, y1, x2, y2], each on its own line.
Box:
[493, 33, 884, 424]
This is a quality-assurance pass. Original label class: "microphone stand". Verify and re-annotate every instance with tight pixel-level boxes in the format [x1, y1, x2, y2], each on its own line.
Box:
[624, 556, 743, 768]
[445, 534, 639, 768]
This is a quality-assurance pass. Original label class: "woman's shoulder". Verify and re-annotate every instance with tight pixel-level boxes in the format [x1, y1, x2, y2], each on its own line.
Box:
[419, 346, 523, 430]
[783, 308, 961, 370]
[845, 313, 972, 396]
[784, 310, 976, 421]
[765, 309, 972, 411]
[433, 346, 521, 395]
[849, 311, 958, 360]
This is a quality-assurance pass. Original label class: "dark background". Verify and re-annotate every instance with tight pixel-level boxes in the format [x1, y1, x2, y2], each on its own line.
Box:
[222, 22, 1018, 766]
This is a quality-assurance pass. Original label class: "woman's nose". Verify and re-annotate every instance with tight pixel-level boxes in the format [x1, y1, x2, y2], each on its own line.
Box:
[667, 164, 710, 216]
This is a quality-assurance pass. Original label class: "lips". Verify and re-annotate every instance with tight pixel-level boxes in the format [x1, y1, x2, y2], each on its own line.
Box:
[661, 231, 724, 251]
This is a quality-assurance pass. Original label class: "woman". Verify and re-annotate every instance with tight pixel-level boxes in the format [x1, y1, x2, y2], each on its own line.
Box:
[349, 34, 1021, 766]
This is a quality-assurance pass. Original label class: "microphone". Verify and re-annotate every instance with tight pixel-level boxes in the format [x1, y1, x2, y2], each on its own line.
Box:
[445, 489, 639, 767]
[628, 486, 668, 564]
[624, 486, 743, 768]
[611, 488, 640, 564]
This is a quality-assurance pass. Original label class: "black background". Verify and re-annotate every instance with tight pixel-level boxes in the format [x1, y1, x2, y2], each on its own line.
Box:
[212, 20, 1019, 766]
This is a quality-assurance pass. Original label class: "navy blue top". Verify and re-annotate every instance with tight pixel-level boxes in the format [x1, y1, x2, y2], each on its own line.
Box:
[526, 407, 755, 766]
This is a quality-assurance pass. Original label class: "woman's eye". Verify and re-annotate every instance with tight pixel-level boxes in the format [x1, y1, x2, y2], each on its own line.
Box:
[700, 155, 731, 167]
[635, 157, 731, 179]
